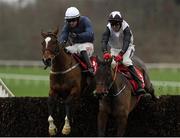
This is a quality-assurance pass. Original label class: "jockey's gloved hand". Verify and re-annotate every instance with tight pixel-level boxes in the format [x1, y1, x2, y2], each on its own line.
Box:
[69, 32, 78, 38]
[103, 52, 111, 60]
[114, 54, 123, 62]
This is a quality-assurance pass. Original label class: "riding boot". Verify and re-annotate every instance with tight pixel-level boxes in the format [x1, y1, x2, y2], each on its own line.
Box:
[81, 51, 94, 76]
[128, 65, 151, 98]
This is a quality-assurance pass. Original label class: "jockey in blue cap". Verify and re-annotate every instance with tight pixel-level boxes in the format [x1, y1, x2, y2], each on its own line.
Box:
[58, 7, 94, 76]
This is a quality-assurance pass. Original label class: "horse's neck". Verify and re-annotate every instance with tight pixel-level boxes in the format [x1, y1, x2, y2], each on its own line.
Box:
[51, 49, 75, 72]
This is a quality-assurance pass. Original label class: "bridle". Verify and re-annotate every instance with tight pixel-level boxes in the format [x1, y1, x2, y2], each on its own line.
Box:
[96, 62, 126, 97]
[42, 35, 79, 74]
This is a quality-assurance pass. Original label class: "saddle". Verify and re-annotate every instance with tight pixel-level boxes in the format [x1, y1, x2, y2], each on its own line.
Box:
[115, 64, 145, 93]
[72, 54, 98, 74]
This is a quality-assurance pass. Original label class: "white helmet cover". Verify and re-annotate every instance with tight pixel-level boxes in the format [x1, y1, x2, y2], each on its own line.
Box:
[65, 7, 80, 20]
[108, 11, 123, 22]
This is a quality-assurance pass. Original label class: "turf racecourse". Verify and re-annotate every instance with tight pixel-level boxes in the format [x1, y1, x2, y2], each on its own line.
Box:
[0, 96, 180, 136]
[0, 67, 180, 96]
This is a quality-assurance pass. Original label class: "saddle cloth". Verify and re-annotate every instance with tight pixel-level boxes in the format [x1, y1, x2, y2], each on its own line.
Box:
[115, 64, 145, 92]
[73, 54, 98, 74]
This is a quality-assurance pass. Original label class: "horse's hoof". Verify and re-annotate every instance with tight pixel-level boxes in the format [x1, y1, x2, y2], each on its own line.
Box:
[49, 126, 57, 136]
[62, 126, 71, 135]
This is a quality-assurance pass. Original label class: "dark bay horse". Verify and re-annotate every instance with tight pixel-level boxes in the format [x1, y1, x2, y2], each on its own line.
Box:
[41, 29, 95, 136]
[94, 58, 156, 136]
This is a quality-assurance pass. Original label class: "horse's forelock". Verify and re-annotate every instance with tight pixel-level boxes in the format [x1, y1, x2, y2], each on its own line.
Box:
[97, 61, 111, 76]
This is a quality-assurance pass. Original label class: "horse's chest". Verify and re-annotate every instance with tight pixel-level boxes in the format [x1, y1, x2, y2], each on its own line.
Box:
[50, 76, 77, 91]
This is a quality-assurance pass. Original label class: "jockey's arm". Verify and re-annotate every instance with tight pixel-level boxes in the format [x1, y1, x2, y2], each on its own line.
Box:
[75, 17, 94, 43]
[101, 27, 110, 53]
[58, 24, 69, 44]
[120, 27, 132, 55]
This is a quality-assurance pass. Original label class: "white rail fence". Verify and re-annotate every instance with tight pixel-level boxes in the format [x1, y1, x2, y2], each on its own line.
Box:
[0, 60, 44, 67]
[0, 60, 180, 69]
[0, 78, 15, 97]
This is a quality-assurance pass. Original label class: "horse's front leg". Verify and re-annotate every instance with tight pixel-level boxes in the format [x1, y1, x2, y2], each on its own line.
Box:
[115, 108, 129, 136]
[62, 104, 71, 135]
[98, 100, 109, 136]
[62, 88, 79, 135]
[48, 93, 58, 136]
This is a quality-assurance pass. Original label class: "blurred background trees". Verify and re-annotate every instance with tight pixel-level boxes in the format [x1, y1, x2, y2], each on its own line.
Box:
[0, 0, 180, 62]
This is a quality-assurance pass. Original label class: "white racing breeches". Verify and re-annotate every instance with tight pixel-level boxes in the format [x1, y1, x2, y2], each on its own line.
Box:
[110, 45, 135, 67]
[65, 42, 94, 57]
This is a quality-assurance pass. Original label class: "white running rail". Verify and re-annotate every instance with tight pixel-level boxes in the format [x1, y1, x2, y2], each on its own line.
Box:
[0, 78, 15, 97]
[0, 60, 180, 69]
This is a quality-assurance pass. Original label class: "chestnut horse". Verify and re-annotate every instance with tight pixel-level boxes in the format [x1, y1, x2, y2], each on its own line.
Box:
[41, 29, 95, 136]
[94, 58, 156, 136]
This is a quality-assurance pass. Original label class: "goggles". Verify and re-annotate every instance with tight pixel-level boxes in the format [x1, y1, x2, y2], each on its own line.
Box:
[110, 22, 121, 26]
[66, 18, 78, 23]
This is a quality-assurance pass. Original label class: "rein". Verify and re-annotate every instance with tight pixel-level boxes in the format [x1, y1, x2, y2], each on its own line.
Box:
[45, 43, 80, 75]
[108, 63, 118, 90]
[51, 46, 80, 75]
[50, 63, 79, 75]
[108, 63, 126, 97]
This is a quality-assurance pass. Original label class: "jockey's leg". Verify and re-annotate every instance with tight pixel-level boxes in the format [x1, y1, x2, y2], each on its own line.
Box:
[81, 50, 94, 76]
[128, 65, 151, 98]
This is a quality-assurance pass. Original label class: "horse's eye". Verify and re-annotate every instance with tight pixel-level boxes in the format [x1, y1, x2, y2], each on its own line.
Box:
[52, 40, 57, 44]
[41, 41, 45, 45]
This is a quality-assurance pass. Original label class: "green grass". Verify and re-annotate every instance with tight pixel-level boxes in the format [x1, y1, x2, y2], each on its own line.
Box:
[0, 66, 49, 75]
[148, 68, 180, 82]
[147, 68, 180, 95]
[0, 66, 180, 97]
[0, 66, 49, 97]
[3, 79, 49, 97]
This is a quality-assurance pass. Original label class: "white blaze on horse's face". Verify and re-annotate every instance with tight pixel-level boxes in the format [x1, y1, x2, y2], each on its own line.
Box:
[45, 37, 51, 48]
[43, 36, 54, 60]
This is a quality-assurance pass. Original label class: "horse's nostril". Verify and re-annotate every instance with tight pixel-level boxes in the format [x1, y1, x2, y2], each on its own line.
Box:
[95, 86, 108, 94]
[42, 58, 52, 67]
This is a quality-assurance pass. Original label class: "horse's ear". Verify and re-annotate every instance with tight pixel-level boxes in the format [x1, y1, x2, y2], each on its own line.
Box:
[41, 31, 48, 38]
[53, 27, 59, 35]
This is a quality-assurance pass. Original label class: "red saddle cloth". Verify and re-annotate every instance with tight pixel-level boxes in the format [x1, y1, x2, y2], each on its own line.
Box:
[115, 64, 145, 92]
[73, 54, 98, 74]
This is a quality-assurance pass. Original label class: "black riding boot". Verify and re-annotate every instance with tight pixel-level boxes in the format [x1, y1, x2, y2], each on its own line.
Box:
[128, 65, 151, 98]
[81, 51, 94, 76]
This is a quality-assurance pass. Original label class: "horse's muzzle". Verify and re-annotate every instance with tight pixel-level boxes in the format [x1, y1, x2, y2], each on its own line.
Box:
[42, 58, 51, 69]
[94, 86, 109, 96]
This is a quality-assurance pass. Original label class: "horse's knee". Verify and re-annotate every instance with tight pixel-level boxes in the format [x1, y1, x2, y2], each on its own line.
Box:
[115, 106, 129, 120]
[115, 108, 129, 136]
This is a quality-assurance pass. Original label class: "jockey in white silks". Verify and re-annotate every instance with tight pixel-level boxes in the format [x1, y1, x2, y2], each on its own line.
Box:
[101, 11, 151, 98]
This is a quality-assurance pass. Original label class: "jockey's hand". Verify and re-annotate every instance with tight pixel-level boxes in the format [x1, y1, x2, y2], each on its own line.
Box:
[103, 52, 111, 60]
[69, 32, 78, 38]
[114, 54, 123, 62]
